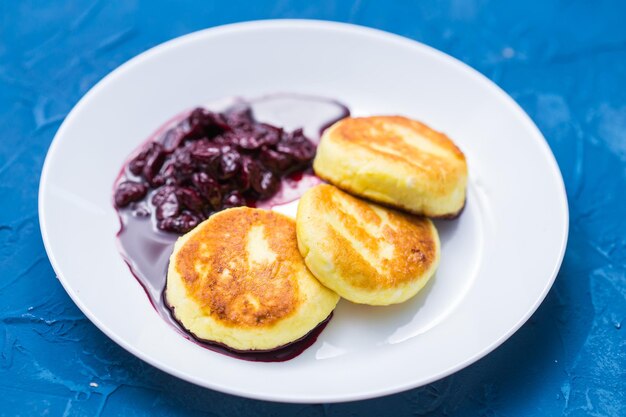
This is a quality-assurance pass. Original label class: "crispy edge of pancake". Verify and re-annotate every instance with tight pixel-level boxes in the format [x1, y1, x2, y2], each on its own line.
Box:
[296, 184, 441, 306]
[166, 207, 339, 351]
[313, 116, 468, 217]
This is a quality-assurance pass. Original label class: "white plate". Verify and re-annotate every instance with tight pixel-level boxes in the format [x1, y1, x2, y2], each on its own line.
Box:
[39, 20, 568, 403]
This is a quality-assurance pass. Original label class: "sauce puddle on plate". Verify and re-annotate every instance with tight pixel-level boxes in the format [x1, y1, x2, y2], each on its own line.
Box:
[114, 94, 349, 361]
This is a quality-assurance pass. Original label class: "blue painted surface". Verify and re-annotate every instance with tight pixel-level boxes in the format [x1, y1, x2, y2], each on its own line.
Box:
[1, 0, 625, 415]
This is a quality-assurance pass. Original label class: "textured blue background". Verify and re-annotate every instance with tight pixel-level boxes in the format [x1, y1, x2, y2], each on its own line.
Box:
[1, 1, 625, 416]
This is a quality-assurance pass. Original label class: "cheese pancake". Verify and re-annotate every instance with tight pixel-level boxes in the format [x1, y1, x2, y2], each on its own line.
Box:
[296, 184, 440, 305]
[313, 116, 467, 218]
[166, 207, 339, 351]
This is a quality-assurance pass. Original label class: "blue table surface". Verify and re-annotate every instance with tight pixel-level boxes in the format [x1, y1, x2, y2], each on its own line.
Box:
[1, 1, 625, 416]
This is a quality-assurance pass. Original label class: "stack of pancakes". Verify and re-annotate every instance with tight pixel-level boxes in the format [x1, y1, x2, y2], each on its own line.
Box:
[166, 115, 467, 352]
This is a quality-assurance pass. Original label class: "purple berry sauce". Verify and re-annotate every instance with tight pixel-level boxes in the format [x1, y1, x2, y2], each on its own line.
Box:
[114, 94, 349, 361]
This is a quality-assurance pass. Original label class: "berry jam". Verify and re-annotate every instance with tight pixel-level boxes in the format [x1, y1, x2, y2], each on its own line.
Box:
[114, 94, 349, 361]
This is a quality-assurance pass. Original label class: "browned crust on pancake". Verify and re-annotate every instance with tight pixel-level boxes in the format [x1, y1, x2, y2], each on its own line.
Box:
[310, 185, 439, 290]
[429, 198, 467, 219]
[333, 115, 465, 164]
[173, 208, 302, 328]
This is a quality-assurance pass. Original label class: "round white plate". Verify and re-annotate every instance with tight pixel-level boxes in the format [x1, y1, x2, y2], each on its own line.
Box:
[39, 20, 568, 403]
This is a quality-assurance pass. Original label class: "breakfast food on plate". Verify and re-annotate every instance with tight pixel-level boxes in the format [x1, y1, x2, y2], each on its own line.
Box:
[166, 207, 340, 351]
[296, 184, 440, 305]
[313, 116, 467, 218]
[114, 93, 467, 360]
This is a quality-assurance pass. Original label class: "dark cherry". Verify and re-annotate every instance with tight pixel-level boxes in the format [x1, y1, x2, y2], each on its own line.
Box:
[170, 147, 196, 184]
[218, 150, 242, 180]
[173, 146, 193, 169]
[202, 111, 232, 138]
[252, 169, 280, 198]
[227, 132, 256, 150]
[277, 129, 316, 162]
[154, 161, 178, 186]
[255, 123, 282, 146]
[160, 126, 186, 153]
[142, 143, 166, 185]
[155, 192, 180, 220]
[182, 108, 210, 141]
[151, 185, 175, 206]
[158, 211, 201, 233]
[232, 124, 282, 150]
[222, 190, 246, 209]
[238, 157, 259, 191]
[114, 181, 147, 208]
[188, 108, 231, 140]
[176, 187, 205, 213]
[151, 176, 167, 187]
[128, 144, 152, 176]
[260, 148, 294, 173]
[191, 172, 222, 210]
[225, 104, 254, 128]
[190, 139, 221, 162]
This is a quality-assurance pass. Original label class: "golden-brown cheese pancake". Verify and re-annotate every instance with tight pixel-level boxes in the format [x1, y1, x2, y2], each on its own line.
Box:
[297, 184, 440, 305]
[166, 207, 339, 351]
[313, 116, 467, 218]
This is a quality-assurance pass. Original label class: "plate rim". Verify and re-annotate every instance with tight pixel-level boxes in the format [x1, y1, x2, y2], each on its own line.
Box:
[38, 19, 569, 403]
